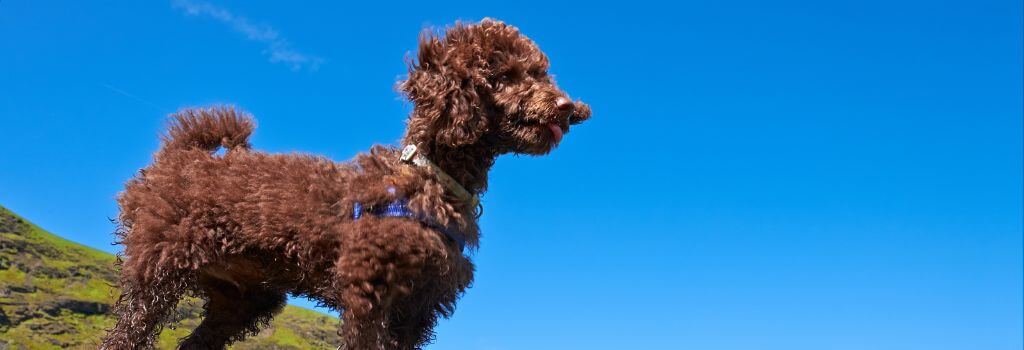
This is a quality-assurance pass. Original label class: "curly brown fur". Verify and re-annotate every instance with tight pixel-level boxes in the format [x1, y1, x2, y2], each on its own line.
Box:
[100, 19, 590, 350]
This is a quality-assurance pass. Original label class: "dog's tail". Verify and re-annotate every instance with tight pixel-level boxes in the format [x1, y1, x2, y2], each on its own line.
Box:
[159, 106, 255, 155]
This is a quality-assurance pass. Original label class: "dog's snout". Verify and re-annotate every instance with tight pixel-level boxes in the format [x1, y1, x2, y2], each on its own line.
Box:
[555, 97, 574, 113]
[569, 101, 591, 125]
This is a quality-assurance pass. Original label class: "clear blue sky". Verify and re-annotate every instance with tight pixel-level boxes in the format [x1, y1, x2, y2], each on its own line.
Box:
[1, 1, 1021, 349]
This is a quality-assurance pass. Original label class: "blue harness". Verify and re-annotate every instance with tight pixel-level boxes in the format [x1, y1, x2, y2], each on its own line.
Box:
[353, 197, 467, 252]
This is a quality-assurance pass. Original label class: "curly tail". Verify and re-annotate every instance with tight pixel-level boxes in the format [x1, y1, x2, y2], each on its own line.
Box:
[159, 106, 255, 154]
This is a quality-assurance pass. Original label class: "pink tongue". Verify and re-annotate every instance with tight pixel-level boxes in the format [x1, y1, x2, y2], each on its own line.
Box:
[546, 123, 564, 145]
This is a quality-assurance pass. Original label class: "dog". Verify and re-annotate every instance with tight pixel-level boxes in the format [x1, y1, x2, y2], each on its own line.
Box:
[100, 18, 591, 350]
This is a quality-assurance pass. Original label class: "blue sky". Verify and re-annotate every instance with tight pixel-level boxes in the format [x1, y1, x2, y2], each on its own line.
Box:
[1, 1, 1021, 349]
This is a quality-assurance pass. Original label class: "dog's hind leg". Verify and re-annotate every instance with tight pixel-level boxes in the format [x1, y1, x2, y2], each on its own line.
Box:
[100, 267, 192, 350]
[177, 271, 287, 349]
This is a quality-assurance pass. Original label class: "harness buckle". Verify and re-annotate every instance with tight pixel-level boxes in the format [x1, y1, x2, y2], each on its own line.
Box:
[400, 144, 418, 163]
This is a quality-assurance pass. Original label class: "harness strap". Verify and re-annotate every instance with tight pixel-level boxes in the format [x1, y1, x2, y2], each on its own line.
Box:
[400, 145, 480, 211]
[353, 199, 467, 252]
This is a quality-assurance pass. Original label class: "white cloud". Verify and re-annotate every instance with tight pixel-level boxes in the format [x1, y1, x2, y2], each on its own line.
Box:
[172, 0, 323, 71]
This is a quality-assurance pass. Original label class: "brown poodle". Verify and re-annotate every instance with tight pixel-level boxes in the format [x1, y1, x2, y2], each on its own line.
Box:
[100, 19, 591, 350]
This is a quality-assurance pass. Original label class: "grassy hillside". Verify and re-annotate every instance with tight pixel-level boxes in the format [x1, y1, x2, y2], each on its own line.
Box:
[0, 205, 341, 349]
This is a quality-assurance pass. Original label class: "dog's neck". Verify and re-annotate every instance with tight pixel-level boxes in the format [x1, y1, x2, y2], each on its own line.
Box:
[401, 110, 500, 196]
[399, 133, 497, 196]
[419, 143, 497, 195]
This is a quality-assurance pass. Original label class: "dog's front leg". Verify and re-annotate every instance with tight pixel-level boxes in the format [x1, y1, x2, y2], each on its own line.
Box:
[336, 281, 392, 350]
[333, 219, 424, 350]
[332, 218, 471, 349]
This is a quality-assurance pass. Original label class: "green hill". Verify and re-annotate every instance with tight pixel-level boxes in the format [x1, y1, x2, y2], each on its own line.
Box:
[0, 205, 341, 349]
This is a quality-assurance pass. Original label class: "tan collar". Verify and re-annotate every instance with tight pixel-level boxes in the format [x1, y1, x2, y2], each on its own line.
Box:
[400, 145, 480, 211]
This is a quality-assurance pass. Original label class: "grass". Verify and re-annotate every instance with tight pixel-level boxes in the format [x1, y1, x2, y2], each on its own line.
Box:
[0, 204, 341, 349]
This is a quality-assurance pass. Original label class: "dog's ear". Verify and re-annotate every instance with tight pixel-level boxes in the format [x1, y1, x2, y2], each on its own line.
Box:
[401, 28, 489, 148]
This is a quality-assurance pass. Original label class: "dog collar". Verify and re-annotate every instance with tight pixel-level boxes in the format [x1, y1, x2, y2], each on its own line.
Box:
[400, 144, 480, 210]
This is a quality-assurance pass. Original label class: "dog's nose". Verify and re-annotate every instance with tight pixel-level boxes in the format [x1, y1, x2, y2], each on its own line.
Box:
[555, 97, 574, 113]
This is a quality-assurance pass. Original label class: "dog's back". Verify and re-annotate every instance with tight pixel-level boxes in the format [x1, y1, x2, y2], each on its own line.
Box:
[116, 107, 353, 287]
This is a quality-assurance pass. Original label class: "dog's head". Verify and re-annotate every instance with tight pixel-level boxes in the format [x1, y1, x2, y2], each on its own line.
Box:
[401, 19, 591, 155]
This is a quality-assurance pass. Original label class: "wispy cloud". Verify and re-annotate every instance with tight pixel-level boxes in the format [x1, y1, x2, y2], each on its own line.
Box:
[101, 84, 167, 111]
[172, 0, 323, 71]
